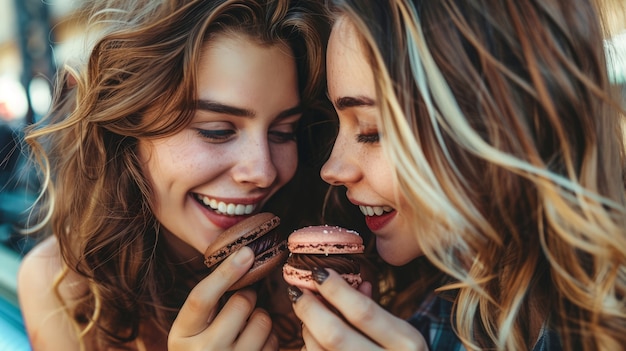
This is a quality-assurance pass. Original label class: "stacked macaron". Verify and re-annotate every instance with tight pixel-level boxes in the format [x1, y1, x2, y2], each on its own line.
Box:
[204, 212, 288, 291]
[282, 225, 365, 291]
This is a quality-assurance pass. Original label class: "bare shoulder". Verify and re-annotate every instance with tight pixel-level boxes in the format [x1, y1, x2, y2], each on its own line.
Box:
[18, 236, 78, 301]
[19, 236, 62, 283]
[18, 236, 85, 351]
[18, 236, 62, 304]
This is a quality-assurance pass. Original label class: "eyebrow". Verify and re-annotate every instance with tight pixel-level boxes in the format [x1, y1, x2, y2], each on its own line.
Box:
[334, 96, 376, 111]
[195, 99, 303, 120]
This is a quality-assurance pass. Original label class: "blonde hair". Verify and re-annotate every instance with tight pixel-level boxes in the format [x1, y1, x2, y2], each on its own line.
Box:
[329, 0, 626, 349]
[25, 0, 329, 348]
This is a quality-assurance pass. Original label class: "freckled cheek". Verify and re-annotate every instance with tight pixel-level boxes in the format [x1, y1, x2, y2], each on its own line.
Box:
[371, 154, 399, 204]
[135, 142, 158, 190]
[136, 139, 201, 202]
[272, 144, 298, 183]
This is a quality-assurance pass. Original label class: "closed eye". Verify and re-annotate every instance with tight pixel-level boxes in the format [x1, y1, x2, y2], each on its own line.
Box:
[356, 133, 379, 143]
[269, 131, 297, 143]
[196, 129, 236, 142]
[269, 117, 300, 144]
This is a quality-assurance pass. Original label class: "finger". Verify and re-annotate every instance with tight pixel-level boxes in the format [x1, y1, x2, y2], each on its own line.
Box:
[234, 308, 273, 351]
[302, 325, 326, 351]
[260, 332, 279, 351]
[292, 287, 381, 351]
[171, 247, 254, 337]
[314, 269, 425, 350]
[208, 289, 258, 344]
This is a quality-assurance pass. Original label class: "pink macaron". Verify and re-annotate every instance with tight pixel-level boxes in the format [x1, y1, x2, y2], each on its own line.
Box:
[282, 225, 365, 291]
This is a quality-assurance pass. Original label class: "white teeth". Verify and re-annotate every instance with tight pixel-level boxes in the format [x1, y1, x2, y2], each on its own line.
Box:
[359, 205, 394, 217]
[218, 202, 227, 213]
[197, 194, 256, 216]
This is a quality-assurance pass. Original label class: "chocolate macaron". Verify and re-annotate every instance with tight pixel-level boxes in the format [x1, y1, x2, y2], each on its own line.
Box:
[282, 225, 365, 291]
[204, 212, 288, 291]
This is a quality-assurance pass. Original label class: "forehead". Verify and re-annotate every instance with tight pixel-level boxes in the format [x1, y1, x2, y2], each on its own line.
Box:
[200, 31, 290, 64]
[326, 17, 375, 101]
[328, 16, 363, 55]
[194, 30, 299, 113]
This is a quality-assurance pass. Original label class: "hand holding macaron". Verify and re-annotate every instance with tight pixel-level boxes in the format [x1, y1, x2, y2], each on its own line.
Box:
[285, 225, 428, 351]
[169, 213, 287, 351]
[169, 246, 279, 351]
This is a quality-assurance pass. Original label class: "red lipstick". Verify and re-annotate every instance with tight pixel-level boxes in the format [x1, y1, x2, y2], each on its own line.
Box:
[364, 211, 396, 231]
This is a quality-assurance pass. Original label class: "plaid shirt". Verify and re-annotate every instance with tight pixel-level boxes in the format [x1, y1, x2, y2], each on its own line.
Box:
[407, 293, 562, 351]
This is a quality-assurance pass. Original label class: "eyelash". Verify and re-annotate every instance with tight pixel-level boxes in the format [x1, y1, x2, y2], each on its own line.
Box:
[356, 133, 380, 144]
[195, 129, 297, 144]
[269, 131, 297, 143]
[196, 129, 235, 142]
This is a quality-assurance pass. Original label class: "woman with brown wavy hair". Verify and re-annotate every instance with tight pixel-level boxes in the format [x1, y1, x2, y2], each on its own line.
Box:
[17, 0, 331, 349]
[290, 0, 626, 350]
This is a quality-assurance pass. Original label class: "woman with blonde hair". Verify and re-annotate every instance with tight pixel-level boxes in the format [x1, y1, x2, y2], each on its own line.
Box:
[290, 0, 626, 350]
[18, 0, 332, 349]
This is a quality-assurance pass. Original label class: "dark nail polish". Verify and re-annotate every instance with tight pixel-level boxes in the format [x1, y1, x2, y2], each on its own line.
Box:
[312, 267, 329, 284]
[287, 285, 303, 303]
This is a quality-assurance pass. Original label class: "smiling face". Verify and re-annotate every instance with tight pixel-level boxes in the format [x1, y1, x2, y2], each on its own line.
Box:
[322, 17, 422, 265]
[138, 32, 301, 254]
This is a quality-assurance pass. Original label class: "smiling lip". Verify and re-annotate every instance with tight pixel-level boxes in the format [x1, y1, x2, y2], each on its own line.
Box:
[348, 198, 396, 232]
[364, 211, 396, 231]
[192, 193, 264, 229]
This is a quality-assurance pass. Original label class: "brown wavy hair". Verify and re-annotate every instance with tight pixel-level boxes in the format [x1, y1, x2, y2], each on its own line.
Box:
[25, 0, 331, 349]
[327, 0, 626, 350]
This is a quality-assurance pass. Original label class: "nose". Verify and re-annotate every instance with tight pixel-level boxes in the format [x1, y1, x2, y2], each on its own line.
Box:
[320, 129, 361, 186]
[232, 138, 277, 188]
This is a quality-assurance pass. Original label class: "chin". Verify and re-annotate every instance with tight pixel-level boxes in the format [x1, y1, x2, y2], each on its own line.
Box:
[382, 256, 413, 266]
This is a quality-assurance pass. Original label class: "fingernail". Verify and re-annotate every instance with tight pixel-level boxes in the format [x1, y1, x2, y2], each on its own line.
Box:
[232, 247, 253, 266]
[312, 267, 329, 284]
[287, 285, 303, 303]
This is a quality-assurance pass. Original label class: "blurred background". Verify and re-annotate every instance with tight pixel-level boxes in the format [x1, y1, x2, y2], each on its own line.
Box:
[0, 0, 624, 350]
[0, 1, 85, 349]
[0, 0, 86, 251]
